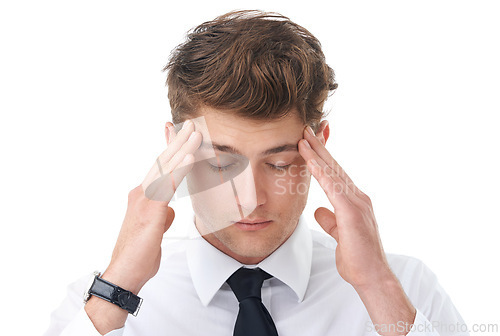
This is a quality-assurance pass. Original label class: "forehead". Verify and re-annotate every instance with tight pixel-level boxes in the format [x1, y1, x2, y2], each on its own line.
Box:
[189, 107, 305, 157]
[194, 106, 304, 139]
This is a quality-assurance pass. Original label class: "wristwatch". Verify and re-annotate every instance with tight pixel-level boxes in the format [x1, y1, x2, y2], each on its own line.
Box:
[83, 271, 143, 316]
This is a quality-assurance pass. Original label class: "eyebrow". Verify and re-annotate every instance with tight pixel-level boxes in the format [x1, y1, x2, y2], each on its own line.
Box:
[200, 141, 298, 157]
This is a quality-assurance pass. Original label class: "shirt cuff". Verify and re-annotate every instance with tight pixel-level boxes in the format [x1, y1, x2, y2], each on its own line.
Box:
[60, 306, 125, 336]
[405, 309, 440, 335]
[371, 309, 441, 336]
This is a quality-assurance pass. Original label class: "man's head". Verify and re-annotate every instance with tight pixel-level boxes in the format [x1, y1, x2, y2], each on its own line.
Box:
[164, 10, 337, 133]
[164, 10, 336, 264]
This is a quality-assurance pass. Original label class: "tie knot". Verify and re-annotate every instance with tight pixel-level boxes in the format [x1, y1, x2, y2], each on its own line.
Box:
[226, 267, 272, 302]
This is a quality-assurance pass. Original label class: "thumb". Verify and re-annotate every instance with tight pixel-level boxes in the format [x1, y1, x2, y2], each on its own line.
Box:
[164, 206, 176, 233]
[314, 207, 339, 242]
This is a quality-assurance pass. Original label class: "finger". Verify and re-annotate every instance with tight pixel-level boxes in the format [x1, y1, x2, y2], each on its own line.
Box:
[303, 126, 360, 195]
[314, 207, 339, 242]
[306, 156, 353, 211]
[303, 126, 348, 180]
[300, 139, 371, 210]
[142, 153, 195, 202]
[142, 120, 198, 191]
[299, 139, 355, 198]
[165, 131, 202, 175]
[299, 137, 359, 202]
[157, 120, 195, 168]
[164, 206, 175, 232]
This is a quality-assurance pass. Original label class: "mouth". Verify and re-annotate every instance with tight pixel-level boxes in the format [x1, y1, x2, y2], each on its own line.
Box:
[233, 219, 273, 231]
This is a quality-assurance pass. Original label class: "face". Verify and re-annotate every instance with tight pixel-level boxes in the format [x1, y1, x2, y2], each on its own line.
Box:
[182, 107, 316, 264]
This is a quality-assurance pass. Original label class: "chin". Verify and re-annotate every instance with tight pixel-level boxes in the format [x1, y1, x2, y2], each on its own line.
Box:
[219, 232, 282, 259]
[232, 244, 274, 259]
[227, 246, 275, 264]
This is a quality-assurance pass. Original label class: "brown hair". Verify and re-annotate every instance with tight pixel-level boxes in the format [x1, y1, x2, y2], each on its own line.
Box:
[164, 10, 338, 131]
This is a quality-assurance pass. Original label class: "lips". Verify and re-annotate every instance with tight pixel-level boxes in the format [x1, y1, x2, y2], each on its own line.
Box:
[234, 219, 273, 231]
[234, 218, 271, 224]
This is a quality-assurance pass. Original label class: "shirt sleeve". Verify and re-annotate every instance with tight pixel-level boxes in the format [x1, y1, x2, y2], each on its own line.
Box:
[42, 273, 124, 336]
[388, 255, 470, 336]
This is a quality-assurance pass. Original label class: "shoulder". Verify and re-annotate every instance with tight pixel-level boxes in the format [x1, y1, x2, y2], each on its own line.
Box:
[385, 253, 439, 287]
[309, 229, 439, 288]
[386, 253, 433, 272]
[310, 228, 435, 272]
[385, 253, 444, 305]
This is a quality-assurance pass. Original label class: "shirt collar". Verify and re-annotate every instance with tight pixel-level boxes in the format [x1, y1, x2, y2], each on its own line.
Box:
[186, 211, 313, 307]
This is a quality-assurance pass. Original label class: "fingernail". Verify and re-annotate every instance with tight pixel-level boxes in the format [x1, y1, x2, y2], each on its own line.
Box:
[306, 126, 315, 137]
[302, 139, 311, 149]
[188, 132, 197, 141]
[182, 119, 192, 130]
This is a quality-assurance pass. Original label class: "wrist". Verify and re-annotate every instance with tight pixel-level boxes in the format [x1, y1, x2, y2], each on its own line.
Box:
[349, 264, 397, 294]
[352, 267, 398, 296]
[101, 267, 145, 295]
[354, 271, 416, 336]
[84, 270, 144, 334]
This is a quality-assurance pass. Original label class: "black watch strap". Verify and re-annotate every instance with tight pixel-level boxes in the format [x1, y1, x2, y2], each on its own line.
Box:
[85, 272, 143, 316]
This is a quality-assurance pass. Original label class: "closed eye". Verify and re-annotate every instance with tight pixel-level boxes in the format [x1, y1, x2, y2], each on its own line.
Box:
[208, 163, 292, 173]
[267, 163, 292, 171]
[208, 163, 235, 172]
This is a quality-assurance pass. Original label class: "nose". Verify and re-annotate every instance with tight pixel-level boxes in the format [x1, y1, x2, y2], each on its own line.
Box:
[232, 162, 267, 214]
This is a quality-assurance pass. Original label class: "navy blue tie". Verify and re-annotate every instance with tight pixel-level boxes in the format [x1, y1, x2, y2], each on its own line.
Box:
[226, 267, 279, 336]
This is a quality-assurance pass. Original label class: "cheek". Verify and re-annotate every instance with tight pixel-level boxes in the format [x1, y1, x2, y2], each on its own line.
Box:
[188, 183, 241, 233]
[267, 164, 311, 198]
[188, 179, 235, 211]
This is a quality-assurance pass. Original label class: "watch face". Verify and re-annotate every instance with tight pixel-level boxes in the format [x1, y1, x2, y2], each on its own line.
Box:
[83, 271, 101, 303]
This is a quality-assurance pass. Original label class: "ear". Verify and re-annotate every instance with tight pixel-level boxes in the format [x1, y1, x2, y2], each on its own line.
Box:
[315, 120, 330, 145]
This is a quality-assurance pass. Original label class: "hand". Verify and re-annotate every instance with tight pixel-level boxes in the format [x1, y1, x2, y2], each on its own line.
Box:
[104, 119, 201, 293]
[298, 123, 415, 335]
[298, 123, 391, 289]
[85, 119, 201, 334]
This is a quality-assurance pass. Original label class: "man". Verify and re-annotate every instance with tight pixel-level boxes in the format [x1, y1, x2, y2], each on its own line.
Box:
[44, 10, 468, 336]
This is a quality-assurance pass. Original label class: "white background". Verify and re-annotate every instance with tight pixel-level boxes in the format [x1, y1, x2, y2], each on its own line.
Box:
[1, 1, 499, 335]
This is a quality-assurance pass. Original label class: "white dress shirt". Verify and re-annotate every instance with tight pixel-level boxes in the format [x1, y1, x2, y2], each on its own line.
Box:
[44, 206, 469, 336]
